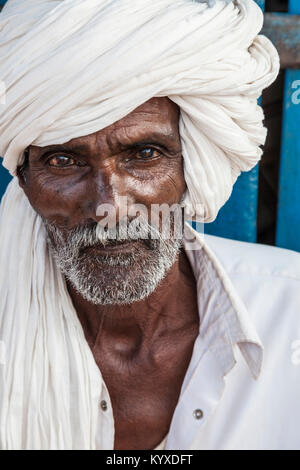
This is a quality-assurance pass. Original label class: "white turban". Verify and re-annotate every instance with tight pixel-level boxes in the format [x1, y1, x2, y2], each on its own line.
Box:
[0, 0, 279, 222]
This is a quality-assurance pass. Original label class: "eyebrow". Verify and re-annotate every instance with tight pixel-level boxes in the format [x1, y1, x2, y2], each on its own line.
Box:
[38, 143, 93, 156]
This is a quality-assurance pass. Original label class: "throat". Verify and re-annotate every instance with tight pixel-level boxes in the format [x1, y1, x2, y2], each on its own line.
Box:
[93, 320, 144, 360]
[68, 247, 200, 359]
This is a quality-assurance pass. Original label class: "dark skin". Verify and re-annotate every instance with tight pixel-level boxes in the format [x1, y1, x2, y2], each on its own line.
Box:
[18, 97, 200, 450]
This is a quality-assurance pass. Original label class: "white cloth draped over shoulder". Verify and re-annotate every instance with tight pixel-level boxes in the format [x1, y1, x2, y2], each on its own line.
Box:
[0, 0, 280, 450]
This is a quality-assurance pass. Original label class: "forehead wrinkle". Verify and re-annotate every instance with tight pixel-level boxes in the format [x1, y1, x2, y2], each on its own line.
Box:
[105, 121, 179, 152]
[35, 104, 180, 158]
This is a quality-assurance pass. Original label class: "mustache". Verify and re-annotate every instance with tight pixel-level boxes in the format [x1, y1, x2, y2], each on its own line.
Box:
[43, 216, 163, 251]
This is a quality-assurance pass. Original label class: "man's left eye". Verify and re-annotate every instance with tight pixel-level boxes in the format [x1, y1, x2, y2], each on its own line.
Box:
[136, 148, 160, 160]
[48, 155, 76, 167]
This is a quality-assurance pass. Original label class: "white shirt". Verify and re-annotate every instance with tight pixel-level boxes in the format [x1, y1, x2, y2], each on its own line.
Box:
[96, 223, 300, 450]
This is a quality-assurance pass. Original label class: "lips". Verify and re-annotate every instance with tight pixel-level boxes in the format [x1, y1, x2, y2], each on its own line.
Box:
[81, 239, 143, 254]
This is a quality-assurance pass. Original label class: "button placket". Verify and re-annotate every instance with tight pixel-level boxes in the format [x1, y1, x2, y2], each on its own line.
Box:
[95, 379, 115, 449]
[166, 348, 228, 450]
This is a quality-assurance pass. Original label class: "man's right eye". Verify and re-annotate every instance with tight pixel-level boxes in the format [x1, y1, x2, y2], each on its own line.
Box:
[47, 155, 76, 167]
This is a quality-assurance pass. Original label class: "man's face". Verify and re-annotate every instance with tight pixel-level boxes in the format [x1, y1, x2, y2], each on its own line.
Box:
[19, 97, 187, 305]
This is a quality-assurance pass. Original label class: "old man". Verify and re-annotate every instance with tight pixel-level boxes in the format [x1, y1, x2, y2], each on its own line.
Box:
[0, 0, 299, 451]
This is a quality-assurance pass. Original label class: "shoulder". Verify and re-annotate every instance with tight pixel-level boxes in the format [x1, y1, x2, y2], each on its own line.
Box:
[203, 234, 300, 283]
[198, 235, 300, 448]
[202, 234, 300, 342]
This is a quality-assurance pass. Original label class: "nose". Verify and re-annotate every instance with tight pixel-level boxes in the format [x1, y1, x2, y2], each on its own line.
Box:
[83, 168, 127, 226]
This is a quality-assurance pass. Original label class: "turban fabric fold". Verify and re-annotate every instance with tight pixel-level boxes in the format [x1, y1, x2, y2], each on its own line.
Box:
[0, 0, 279, 450]
[0, 0, 279, 221]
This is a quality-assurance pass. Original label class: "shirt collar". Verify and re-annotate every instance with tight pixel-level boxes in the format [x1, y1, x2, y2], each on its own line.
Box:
[182, 222, 263, 380]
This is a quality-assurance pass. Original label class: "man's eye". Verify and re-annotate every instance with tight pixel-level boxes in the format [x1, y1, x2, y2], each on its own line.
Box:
[136, 147, 160, 160]
[48, 155, 75, 167]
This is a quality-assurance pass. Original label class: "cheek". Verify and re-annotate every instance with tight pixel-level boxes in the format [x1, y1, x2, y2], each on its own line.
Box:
[127, 159, 186, 206]
[25, 170, 90, 226]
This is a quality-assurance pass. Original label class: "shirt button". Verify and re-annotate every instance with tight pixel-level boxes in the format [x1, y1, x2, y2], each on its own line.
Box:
[193, 409, 204, 420]
[100, 400, 108, 412]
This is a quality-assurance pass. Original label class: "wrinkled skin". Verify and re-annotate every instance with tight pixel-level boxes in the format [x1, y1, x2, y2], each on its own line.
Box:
[18, 97, 200, 450]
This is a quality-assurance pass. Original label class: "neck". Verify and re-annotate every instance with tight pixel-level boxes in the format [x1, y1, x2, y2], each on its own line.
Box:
[67, 247, 199, 357]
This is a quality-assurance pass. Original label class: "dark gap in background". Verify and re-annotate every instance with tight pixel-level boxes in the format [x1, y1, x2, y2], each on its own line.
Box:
[257, 0, 288, 244]
[265, 0, 288, 12]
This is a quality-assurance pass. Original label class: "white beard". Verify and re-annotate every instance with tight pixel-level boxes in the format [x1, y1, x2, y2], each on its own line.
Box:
[44, 215, 183, 305]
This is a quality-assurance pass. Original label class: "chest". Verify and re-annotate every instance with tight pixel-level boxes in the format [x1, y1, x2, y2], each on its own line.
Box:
[108, 372, 177, 450]
[93, 333, 197, 450]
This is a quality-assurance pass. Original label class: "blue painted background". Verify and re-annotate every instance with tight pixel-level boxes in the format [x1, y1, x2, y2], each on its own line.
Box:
[205, 167, 259, 242]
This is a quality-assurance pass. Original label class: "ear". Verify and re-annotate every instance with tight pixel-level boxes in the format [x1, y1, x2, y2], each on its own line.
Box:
[17, 148, 29, 190]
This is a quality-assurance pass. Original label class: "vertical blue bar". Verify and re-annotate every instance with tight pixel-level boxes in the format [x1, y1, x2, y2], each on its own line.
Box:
[276, 0, 300, 252]
[0, 165, 12, 197]
[205, 0, 264, 242]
